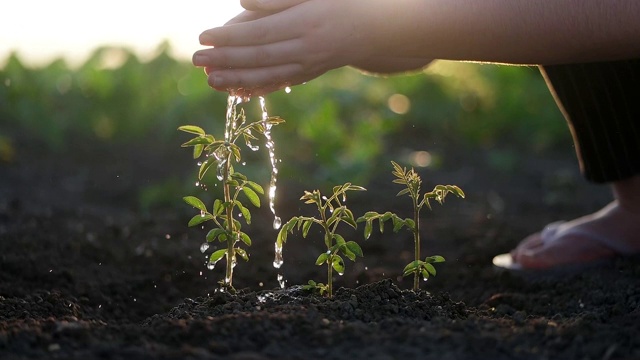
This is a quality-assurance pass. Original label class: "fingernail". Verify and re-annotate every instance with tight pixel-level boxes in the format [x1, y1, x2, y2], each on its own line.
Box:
[193, 54, 206, 66]
[212, 75, 224, 88]
[199, 32, 214, 45]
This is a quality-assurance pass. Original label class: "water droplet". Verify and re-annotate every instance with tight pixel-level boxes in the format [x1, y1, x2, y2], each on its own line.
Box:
[200, 243, 209, 253]
[338, 271, 344, 276]
[216, 162, 225, 181]
[273, 242, 283, 268]
[273, 216, 281, 230]
[285, 86, 291, 94]
[277, 274, 285, 289]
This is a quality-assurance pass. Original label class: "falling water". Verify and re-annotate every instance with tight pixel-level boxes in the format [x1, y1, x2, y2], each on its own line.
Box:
[258, 96, 281, 231]
[258, 96, 287, 290]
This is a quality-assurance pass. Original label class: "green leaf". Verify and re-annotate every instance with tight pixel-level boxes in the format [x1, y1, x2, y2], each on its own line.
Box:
[396, 188, 410, 197]
[402, 260, 421, 276]
[405, 218, 416, 231]
[332, 255, 345, 274]
[392, 217, 406, 232]
[193, 144, 204, 159]
[181, 136, 213, 147]
[302, 219, 313, 238]
[315, 252, 329, 266]
[242, 187, 261, 207]
[334, 234, 346, 246]
[347, 184, 366, 192]
[449, 185, 465, 198]
[424, 263, 437, 276]
[345, 241, 363, 258]
[425, 255, 446, 263]
[188, 213, 213, 227]
[235, 200, 251, 224]
[178, 125, 206, 135]
[246, 181, 264, 194]
[421, 269, 430, 280]
[231, 172, 247, 181]
[206, 228, 226, 242]
[364, 220, 372, 239]
[239, 232, 252, 246]
[213, 199, 223, 216]
[230, 144, 242, 162]
[276, 227, 288, 245]
[266, 116, 285, 125]
[342, 208, 357, 229]
[235, 247, 249, 261]
[209, 248, 227, 263]
[183, 196, 207, 212]
[198, 159, 214, 180]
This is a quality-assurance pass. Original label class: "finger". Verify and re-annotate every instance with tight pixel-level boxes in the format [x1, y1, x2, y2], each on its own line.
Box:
[206, 64, 322, 93]
[193, 39, 310, 69]
[199, 7, 306, 46]
[241, 0, 307, 11]
[224, 10, 264, 26]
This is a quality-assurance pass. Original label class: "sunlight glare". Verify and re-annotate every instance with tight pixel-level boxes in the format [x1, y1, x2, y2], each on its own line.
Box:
[1, 1, 244, 66]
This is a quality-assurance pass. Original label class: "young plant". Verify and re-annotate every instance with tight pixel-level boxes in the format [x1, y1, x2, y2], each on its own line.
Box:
[179, 98, 284, 292]
[358, 161, 465, 291]
[277, 183, 365, 298]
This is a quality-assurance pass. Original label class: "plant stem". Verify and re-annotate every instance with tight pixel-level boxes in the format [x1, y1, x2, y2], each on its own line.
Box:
[327, 251, 333, 298]
[223, 154, 234, 288]
[413, 198, 420, 291]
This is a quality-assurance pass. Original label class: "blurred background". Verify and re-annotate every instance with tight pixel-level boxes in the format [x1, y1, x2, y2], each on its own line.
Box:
[1, 1, 587, 217]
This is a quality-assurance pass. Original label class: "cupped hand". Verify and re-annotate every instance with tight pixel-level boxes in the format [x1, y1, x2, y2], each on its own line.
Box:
[193, 0, 373, 97]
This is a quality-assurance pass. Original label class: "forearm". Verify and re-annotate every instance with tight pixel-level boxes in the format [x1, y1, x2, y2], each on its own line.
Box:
[351, 57, 432, 75]
[363, 0, 640, 65]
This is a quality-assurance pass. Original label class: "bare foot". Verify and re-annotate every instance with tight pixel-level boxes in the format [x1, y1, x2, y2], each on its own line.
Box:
[507, 201, 640, 270]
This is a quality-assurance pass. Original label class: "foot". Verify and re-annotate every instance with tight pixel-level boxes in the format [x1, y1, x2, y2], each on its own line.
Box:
[495, 201, 640, 270]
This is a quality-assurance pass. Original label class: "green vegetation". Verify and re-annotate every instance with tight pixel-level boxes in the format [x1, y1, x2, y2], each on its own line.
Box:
[358, 162, 464, 291]
[277, 183, 365, 298]
[178, 97, 284, 292]
[1, 45, 569, 191]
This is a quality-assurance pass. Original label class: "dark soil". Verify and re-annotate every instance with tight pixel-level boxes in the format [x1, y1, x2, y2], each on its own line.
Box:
[1, 136, 639, 360]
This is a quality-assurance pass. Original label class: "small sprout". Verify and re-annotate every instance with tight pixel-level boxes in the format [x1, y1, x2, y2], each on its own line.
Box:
[179, 96, 284, 292]
[357, 161, 464, 291]
[277, 183, 366, 298]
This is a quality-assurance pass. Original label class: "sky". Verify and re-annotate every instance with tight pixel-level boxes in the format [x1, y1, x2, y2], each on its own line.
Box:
[1, 1, 244, 67]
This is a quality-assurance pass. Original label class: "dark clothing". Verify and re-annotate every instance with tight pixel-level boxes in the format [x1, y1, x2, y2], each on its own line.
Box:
[540, 59, 640, 183]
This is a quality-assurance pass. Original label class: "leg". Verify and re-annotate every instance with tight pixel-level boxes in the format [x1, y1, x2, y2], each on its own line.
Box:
[495, 59, 640, 270]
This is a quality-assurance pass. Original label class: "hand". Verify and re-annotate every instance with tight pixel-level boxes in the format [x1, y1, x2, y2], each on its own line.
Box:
[193, 0, 377, 97]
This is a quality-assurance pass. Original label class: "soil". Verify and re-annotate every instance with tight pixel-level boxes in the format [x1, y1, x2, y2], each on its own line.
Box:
[1, 135, 639, 360]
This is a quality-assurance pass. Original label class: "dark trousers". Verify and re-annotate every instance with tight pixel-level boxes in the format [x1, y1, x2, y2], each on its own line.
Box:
[540, 59, 640, 184]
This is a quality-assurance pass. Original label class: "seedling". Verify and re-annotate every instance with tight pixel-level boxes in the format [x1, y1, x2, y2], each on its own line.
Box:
[358, 161, 464, 291]
[277, 183, 365, 298]
[179, 96, 284, 292]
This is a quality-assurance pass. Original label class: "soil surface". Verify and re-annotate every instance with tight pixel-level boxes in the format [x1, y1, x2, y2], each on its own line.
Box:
[1, 135, 639, 360]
